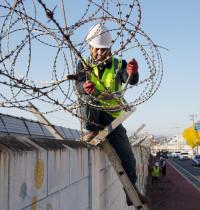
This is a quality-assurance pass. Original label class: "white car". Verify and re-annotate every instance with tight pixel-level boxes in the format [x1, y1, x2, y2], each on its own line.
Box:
[172, 151, 181, 158]
[179, 152, 189, 160]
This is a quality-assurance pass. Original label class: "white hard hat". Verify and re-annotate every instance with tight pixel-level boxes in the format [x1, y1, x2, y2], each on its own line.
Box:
[86, 23, 112, 48]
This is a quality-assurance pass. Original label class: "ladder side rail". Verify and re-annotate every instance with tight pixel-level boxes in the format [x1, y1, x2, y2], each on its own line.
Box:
[89, 107, 136, 145]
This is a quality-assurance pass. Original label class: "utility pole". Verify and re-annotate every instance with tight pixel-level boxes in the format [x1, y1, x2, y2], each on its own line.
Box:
[176, 126, 180, 151]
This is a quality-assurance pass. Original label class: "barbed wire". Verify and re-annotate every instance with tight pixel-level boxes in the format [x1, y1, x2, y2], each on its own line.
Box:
[0, 0, 164, 126]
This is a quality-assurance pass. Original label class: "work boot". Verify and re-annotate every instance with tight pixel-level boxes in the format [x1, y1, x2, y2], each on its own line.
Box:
[82, 131, 98, 142]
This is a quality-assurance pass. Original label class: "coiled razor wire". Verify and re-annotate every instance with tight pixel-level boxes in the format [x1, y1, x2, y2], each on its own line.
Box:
[0, 0, 164, 127]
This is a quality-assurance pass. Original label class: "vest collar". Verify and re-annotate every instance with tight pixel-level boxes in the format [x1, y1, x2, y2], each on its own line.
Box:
[89, 56, 112, 69]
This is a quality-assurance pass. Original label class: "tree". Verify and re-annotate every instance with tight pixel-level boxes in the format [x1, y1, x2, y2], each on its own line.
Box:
[182, 126, 200, 149]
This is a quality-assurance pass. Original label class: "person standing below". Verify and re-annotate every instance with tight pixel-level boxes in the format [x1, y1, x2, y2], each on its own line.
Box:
[75, 23, 148, 206]
[151, 162, 160, 192]
[160, 157, 166, 177]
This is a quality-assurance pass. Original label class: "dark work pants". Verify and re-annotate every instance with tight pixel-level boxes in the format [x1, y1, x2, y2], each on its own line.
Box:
[80, 94, 137, 186]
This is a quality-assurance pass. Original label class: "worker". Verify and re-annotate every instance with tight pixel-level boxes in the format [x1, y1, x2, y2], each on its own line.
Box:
[160, 157, 166, 177]
[75, 23, 147, 206]
[151, 161, 160, 191]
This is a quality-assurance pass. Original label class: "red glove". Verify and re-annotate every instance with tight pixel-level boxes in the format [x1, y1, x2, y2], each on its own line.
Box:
[126, 59, 138, 75]
[83, 80, 95, 94]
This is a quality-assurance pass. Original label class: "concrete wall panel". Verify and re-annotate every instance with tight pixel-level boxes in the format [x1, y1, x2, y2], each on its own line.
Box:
[0, 152, 9, 210]
[48, 149, 70, 194]
[23, 193, 60, 210]
[9, 151, 47, 210]
[59, 180, 89, 210]
[69, 148, 88, 184]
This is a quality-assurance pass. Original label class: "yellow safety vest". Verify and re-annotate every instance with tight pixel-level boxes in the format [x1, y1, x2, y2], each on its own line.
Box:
[151, 166, 160, 177]
[86, 57, 123, 118]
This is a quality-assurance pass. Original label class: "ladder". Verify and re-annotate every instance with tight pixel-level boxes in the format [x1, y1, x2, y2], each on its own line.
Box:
[87, 107, 149, 210]
[28, 103, 149, 210]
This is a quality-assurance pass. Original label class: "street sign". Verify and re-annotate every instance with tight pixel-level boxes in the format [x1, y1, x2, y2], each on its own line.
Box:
[195, 123, 200, 131]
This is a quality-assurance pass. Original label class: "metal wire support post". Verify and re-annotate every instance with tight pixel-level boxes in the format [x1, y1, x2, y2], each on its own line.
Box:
[28, 102, 64, 140]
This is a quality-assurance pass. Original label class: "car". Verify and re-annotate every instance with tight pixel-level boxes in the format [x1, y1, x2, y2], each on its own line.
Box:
[192, 154, 200, 166]
[172, 151, 181, 158]
[167, 152, 173, 158]
[179, 152, 189, 160]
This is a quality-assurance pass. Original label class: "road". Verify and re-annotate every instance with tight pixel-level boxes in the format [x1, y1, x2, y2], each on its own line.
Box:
[167, 157, 200, 192]
[169, 157, 200, 178]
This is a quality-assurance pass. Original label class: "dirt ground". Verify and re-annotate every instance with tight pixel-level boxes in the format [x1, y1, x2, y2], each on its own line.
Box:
[146, 159, 200, 210]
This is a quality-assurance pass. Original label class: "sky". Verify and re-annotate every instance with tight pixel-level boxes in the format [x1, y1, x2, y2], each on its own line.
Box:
[0, 0, 200, 137]
[126, 0, 200, 136]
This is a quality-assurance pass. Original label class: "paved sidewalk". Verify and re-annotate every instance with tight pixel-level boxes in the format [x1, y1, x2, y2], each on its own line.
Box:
[146, 160, 200, 210]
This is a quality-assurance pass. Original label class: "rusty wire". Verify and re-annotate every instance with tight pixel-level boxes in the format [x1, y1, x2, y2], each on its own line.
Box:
[0, 0, 163, 124]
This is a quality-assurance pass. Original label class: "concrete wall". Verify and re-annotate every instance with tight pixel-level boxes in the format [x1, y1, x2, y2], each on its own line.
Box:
[133, 146, 150, 195]
[0, 135, 150, 210]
